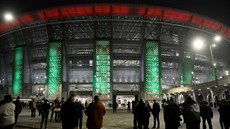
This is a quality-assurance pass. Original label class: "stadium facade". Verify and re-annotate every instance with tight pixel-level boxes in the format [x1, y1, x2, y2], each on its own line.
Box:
[0, 4, 230, 104]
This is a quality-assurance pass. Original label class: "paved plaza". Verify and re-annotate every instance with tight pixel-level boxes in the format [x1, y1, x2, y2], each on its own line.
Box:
[14, 108, 221, 129]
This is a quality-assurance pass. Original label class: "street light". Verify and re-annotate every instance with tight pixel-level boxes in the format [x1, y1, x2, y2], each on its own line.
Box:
[193, 36, 221, 86]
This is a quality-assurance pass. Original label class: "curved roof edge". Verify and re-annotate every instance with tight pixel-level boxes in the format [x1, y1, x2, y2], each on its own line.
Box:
[0, 4, 229, 41]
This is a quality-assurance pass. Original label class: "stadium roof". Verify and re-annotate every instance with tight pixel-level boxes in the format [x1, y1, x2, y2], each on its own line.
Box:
[0, 1, 229, 40]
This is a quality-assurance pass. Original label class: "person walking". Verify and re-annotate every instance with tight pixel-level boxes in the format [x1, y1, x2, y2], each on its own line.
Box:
[40, 99, 51, 129]
[0, 95, 15, 129]
[164, 98, 181, 129]
[75, 100, 85, 129]
[152, 99, 160, 129]
[61, 95, 77, 129]
[200, 101, 213, 129]
[85, 95, 106, 129]
[13, 96, 22, 125]
[135, 99, 149, 129]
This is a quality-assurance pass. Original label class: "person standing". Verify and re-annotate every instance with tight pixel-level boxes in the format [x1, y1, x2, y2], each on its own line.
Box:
[50, 97, 60, 122]
[61, 95, 77, 129]
[152, 99, 160, 129]
[112, 102, 118, 113]
[145, 101, 151, 129]
[164, 98, 181, 129]
[85, 95, 106, 129]
[132, 96, 139, 129]
[40, 99, 51, 129]
[183, 96, 200, 129]
[29, 98, 37, 118]
[221, 100, 230, 129]
[13, 96, 22, 125]
[218, 100, 224, 129]
[200, 101, 213, 129]
[0, 95, 15, 129]
[127, 101, 131, 113]
[135, 99, 149, 129]
[75, 100, 85, 129]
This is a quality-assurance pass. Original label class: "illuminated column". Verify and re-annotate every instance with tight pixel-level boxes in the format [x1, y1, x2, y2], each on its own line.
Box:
[93, 39, 112, 100]
[182, 58, 194, 85]
[144, 40, 161, 100]
[209, 68, 216, 81]
[12, 46, 24, 97]
[46, 41, 62, 100]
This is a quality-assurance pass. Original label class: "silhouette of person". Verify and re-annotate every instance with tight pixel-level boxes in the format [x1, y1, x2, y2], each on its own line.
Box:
[85, 95, 106, 129]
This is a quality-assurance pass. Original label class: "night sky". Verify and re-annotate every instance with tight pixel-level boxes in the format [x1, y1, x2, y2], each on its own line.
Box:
[0, 0, 229, 26]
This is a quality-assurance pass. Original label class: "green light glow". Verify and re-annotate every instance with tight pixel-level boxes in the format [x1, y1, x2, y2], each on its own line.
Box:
[12, 47, 24, 97]
[46, 42, 62, 100]
[93, 40, 111, 100]
[209, 68, 215, 81]
[182, 58, 193, 85]
[144, 41, 161, 100]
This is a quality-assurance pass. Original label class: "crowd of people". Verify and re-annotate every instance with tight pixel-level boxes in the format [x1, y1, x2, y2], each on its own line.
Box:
[1, 94, 230, 129]
[0, 94, 105, 129]
[131, 96, 230, 129]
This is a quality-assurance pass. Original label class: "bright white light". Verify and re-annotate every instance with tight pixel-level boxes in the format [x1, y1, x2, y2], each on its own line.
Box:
[36, 76, 38, 79]
[214, 35, 221, 42]
[4, 12, 14, 21]
[193, 38, 204, 50]
[226, 71, 229, 76]
[212, 44, 216, 47]
[213, 63, 216, 67]
[40, 88, 43, 91]
[191, 72, 194, 74]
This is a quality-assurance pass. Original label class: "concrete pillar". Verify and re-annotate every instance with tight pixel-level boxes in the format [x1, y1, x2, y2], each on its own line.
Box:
[192, 91, 196, 102]
[209, 89, 215, 107]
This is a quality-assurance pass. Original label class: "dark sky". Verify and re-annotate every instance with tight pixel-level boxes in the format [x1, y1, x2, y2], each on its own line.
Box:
[0, 0, 229, 26]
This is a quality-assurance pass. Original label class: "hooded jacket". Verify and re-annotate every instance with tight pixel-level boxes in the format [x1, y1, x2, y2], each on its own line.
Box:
[85, 101, 105, 128]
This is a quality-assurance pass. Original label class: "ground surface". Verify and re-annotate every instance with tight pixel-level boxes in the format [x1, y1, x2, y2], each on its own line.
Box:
[14, 108, 221, 129]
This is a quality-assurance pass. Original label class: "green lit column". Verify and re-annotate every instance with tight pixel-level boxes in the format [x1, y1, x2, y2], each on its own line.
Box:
[93, 39, 112, 100]
[12, 46, 24, 97]
[144, 40, 161, 100]
[182, 58, 194, 85]
[46, 41, 62, 100]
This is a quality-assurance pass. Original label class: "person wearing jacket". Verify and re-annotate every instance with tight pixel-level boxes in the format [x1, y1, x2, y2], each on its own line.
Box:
[61, 95, 76, 129]
[0, 95, 15, 129]
[135, 99, 149, 129]
[200, 101, 213, 129]
[13, 96, 22, 125]
[152, 99, 160, 129]
[85, 95, 105, 129]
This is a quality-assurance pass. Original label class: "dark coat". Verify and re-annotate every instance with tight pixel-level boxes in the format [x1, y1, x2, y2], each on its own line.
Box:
[135, 102, 149, 121]
[164, 103, 181, 129]
[13, 99, 22, 115]
[200, 104, 213, 118]
[152, 102, 160, 116]
[85, 101, 105, 128]
[61, 100, 77, 129]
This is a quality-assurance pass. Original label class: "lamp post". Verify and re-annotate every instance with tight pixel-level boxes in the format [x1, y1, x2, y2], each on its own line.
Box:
[192, 35, 221, 87]
[209, 45, 218, 86]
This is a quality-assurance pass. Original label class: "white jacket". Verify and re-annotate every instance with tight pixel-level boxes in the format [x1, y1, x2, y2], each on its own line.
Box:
[0, 102, 15, 127]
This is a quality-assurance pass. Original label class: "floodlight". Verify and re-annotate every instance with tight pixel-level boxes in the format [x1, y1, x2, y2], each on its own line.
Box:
[193, 38, 204, 50]
[212, 44, 216, 47]
[214, 35, 221, 42]
[4, 12, 14, 21]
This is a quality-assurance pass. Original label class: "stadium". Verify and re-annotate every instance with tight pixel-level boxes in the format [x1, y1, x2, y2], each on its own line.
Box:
[0, 2, 230, 106]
